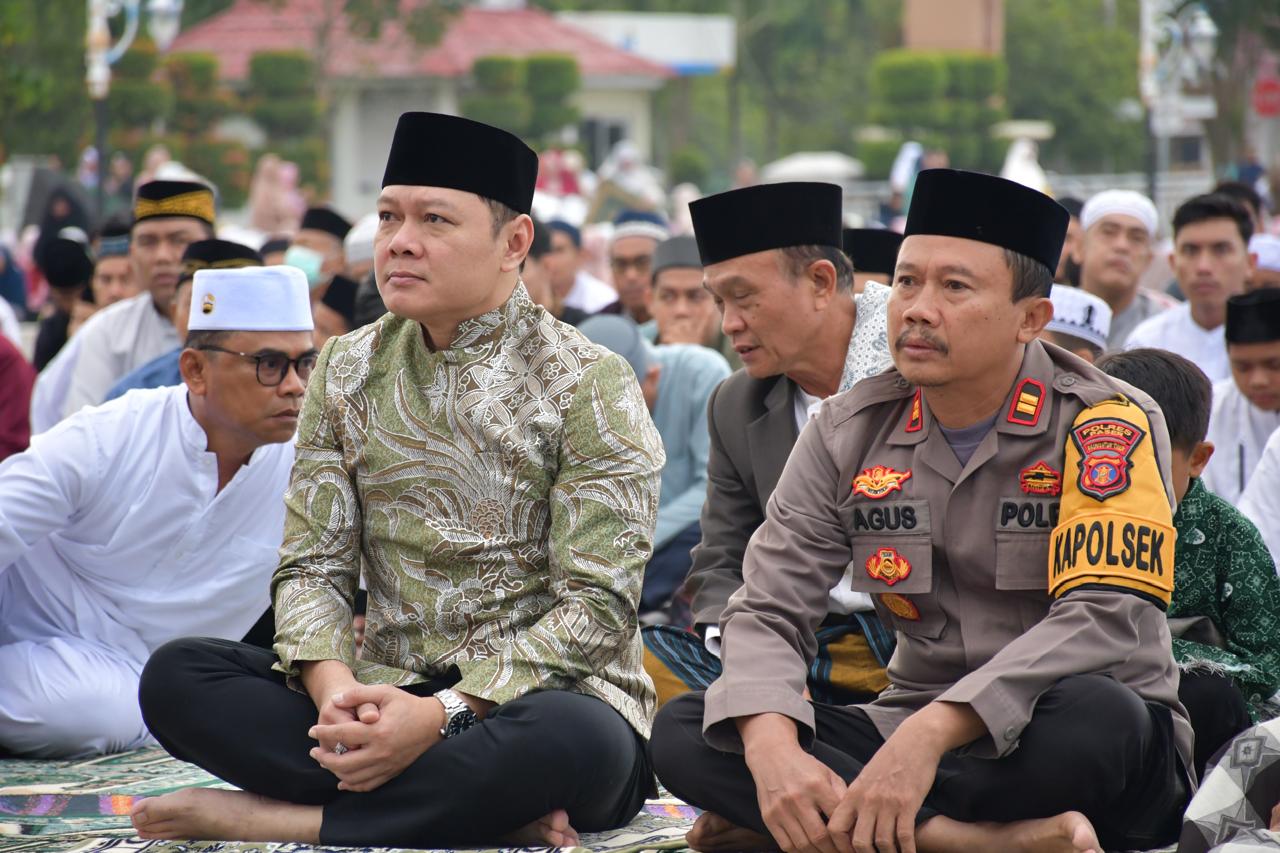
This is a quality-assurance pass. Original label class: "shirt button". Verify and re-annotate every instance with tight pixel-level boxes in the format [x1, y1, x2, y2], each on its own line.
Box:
[1060, 375, 1076, 387]
[894, 378, 909, 389]
[1004, 725, 1018, 741]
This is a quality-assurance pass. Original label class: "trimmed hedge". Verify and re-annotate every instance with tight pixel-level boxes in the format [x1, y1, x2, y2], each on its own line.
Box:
[473, 56, 524, 92]
[107, 79, 173, 127]
[526, 53, 579, 102]
[248, 51, 314, 98]
[460, 93, 532, 137]
[870, 50, 948, 104]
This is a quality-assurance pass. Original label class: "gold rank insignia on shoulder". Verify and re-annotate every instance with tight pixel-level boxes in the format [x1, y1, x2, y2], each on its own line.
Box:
[1070, 417, 1145, 500]
[865, 546, 912, 586]
[852, 465, 912, 499]
[201, 293, 215, 315]
[880, 592, 920, 620]
[905, 389, 923, 433]
[1006, 378, 1045, 427]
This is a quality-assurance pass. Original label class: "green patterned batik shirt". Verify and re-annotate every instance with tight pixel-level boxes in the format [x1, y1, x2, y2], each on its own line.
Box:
[271, 284, 665, 737]
[1170, 477, 1280, 719]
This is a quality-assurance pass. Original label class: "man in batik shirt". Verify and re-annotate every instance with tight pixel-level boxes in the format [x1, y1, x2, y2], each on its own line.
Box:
[132, 112, 664, 850]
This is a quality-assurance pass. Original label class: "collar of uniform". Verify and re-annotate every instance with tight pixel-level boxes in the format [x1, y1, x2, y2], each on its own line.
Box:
[435, 282, 537, 362]
[995, 339, 1062, 437]
[887, 341, 1062, 445]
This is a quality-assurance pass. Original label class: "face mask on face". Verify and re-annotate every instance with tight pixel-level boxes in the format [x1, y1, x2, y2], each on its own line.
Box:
[284, 245, 325, 288]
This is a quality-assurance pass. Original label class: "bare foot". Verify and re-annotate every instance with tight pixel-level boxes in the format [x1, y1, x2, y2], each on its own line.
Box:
[918, 811, 1100, 853]
[502, 808, 580, 848]
[130, 787, 321, 844]
[1004, 811, 1100, 853]
[686, 811, 776, 852]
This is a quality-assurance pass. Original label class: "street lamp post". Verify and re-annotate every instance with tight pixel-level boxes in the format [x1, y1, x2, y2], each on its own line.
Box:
[1139, 0, 1218, 205]
[84, 0, 185, 221]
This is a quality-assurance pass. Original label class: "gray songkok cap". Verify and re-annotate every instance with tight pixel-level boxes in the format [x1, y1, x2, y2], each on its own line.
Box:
[577, 315, 652, 380]
[652, 235, 702, 281]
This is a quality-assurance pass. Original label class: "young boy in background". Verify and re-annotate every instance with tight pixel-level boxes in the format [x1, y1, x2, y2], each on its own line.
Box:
[1097, 348, 1280, 779]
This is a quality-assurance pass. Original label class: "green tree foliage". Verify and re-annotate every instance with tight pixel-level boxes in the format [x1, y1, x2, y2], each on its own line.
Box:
[525, 54, 581, 141]
[108, 38, 175, 136]
[462, 56, 532, 138]
[862, 49, 1006, 177]
[1004, 0, 1144, 172]
[461, 54, 582, 145]
[166, 52, 231, 137]
[246, 50, 325, 193]
[0, 0, 91, 165]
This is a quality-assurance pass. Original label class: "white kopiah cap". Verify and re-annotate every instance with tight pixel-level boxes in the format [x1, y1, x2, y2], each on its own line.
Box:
[188, 265, 314, 332]
[1080, 189, 1159, 237]
[1046, 284, 1111, 351]
[344, 212, 378, 265]
[1249, 233, 1280, 273]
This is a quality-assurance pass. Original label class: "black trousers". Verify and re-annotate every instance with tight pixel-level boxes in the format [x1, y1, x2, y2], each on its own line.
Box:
[652, 675, 1187, 851]
[139, 637, 653, 849]
[1178, 671, 1253, 781]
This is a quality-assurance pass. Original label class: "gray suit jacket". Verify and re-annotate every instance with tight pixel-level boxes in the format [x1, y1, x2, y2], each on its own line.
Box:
[685, 369, 798, 628]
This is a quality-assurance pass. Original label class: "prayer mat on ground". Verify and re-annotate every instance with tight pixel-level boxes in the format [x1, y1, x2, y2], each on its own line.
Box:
[0, 748, 696, 853]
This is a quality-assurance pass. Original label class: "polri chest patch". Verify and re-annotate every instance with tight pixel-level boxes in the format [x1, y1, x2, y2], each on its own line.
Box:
[997, 498, 1060, 531]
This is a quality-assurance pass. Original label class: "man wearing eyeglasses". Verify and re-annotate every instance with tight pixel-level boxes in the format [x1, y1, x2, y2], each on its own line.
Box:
[0, 265, 315, 758]
[609, 210, 668, 325]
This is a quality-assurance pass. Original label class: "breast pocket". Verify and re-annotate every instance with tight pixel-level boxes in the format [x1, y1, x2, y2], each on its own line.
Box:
[993, 497, 1056, 591]
[846, 535, 946, 638]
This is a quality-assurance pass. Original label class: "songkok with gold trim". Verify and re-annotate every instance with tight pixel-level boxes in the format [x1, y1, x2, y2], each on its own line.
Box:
[133, 179, 216, 228]
[179, 239, 263, 287]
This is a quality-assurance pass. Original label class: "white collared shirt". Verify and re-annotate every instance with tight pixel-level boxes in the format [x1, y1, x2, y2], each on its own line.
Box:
[563, 270, 618, 314]
[0, 385, 294, 663]
[62, 292, 180, 419]
[1202, 378, 1280, 505]
[1123, 302, 1229, 381]
[1241, 428, 1280, 569]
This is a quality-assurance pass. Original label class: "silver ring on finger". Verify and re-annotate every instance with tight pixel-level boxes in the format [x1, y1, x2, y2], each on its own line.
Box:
[333, 742, 349, 755]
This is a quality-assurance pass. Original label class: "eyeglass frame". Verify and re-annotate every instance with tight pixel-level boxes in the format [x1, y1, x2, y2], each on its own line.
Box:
[195, 345, 319, 387]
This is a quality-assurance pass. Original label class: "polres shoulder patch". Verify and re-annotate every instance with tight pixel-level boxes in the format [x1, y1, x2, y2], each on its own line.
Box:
[1070, 417, 1145, 500]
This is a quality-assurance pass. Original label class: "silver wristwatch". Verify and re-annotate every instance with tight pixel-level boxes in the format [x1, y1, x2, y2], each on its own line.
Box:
[434, 688, 479, 738]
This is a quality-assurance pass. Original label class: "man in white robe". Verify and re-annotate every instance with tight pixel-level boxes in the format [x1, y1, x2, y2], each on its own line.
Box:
[1203, 290, 1280, 503]
[1242, 428, 1280, 567]
[1125, 193, 1258, 381]
[0, 266, 316, 758]
[61, 180, 216, 419]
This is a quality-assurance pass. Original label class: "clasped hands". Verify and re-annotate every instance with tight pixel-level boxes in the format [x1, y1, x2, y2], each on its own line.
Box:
[308, 683, 444, 792]
[741, 703, 979, 853]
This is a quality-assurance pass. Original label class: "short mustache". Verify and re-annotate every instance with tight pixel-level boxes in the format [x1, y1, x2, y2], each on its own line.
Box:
[894, 329, 949, 355]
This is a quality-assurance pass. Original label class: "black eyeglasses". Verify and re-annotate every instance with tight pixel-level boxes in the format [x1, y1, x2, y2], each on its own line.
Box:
[197, 345, 319, 387]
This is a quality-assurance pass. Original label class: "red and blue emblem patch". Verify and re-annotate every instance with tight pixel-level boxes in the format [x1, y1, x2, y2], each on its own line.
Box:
[1070, 417, 1145, 500]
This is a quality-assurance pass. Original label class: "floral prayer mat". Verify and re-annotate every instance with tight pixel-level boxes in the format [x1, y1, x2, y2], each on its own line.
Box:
[0, 748, 695, 853]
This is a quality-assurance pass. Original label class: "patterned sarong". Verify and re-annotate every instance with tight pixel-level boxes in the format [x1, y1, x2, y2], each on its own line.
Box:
[642, 615, 895, 707]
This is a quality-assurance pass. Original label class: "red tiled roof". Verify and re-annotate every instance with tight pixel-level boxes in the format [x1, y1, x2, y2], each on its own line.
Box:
[170, 0, 673, 82]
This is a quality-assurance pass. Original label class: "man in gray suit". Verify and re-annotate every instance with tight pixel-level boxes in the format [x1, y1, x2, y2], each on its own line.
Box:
[642, 181, 896, 706]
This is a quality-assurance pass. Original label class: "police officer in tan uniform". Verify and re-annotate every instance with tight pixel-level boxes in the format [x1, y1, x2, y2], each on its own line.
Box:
[650, 169, 1191, 853]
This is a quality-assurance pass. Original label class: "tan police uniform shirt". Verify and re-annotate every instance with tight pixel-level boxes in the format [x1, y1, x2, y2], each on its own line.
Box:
[704, 339, 1192, 771]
